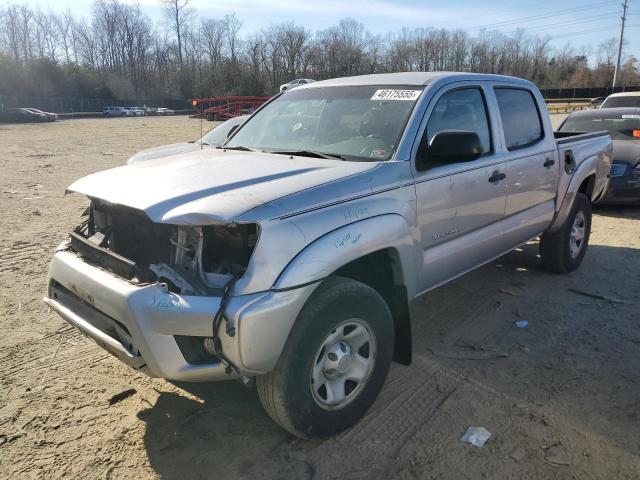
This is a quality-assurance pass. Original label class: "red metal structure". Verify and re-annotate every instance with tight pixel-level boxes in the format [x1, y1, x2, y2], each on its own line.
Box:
[191, 95, 270, 121]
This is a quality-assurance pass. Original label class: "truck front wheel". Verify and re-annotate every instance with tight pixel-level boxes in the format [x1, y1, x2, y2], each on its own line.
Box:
[256, 276, 394, 438]
[540, 192, 592, 273]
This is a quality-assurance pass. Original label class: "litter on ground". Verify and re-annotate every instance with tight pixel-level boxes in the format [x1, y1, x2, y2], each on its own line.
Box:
[461, 426, 492, 447]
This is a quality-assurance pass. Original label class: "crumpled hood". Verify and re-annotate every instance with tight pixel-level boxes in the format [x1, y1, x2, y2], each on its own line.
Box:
[127, 142, 206, 164]
[612, 140, 640, 165]
[68, 149, 377, 224]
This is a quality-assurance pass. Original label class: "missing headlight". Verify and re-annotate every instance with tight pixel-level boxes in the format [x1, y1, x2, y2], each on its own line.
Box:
[202, 223, 258, 275]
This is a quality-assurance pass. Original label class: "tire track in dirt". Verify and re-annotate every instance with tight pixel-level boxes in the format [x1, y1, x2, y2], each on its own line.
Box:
[0, 241, 52, 275]
[410, 282, 497, 342]
[0, 324, 108, 383]
[303, 356, 465, 477]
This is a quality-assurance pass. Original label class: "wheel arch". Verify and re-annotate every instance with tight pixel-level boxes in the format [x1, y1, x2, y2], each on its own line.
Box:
[578, 173, 596, 199]
[273, 214, 418, 365]
[548, 158, 601, 234]
[332, 249, 412, 365]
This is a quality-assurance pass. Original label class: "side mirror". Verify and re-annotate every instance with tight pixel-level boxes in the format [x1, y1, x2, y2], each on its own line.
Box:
[227, 124, 240, 138]
[417, 130, 483, 170]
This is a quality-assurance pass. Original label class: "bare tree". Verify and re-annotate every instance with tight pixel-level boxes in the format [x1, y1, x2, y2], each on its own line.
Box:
[278, 22, 309, 79]
[2, 1, 640, 100]
[3, 4, 23, 61]
[597, 38, 617, 68]
[224, 13, 242, 62]
[160, 0, 193, 68]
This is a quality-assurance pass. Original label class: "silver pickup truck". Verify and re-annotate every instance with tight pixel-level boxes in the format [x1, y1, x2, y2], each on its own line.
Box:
[45, 72, 612, 438]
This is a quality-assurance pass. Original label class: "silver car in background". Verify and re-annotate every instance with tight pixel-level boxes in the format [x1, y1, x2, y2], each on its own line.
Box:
[103, 106, 132, 117]
[279, 78, 315, 92]
[600, 92, 640, 108]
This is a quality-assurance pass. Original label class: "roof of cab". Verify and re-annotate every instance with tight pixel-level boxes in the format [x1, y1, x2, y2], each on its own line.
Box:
[301, 71, 532, 88]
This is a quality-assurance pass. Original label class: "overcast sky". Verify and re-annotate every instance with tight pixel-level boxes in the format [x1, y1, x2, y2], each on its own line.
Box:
[20, 0, 639, 60]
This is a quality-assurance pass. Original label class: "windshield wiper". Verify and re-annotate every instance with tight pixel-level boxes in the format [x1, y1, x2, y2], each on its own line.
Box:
[220, 145, 254, 152]
[271, 150, 346, 160]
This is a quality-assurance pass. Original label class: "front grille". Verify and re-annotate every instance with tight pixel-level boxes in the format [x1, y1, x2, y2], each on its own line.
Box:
[610, 163, 627, 177]
[69, 230, 156, 283]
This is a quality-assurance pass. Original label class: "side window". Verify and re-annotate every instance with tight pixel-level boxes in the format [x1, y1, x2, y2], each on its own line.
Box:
[494, 88, 543, 149]
[425, 88, 492, 158]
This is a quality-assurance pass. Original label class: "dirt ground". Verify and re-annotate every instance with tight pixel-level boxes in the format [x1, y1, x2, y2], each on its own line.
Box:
[1, 115, 639, 479]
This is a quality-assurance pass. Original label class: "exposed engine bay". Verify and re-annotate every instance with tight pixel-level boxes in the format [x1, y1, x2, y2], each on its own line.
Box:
[70, 198, 258, 295]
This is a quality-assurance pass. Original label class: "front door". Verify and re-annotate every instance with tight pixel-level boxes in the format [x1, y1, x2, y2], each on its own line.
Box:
[412, 84, 508, 293]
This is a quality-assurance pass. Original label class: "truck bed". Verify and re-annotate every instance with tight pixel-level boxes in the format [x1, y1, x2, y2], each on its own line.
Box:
[554, 130, 609, 144]
[553, 130, 612, 209]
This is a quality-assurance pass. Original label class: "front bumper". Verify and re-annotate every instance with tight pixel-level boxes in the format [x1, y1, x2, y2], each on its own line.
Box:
[45, 244, 317, 381]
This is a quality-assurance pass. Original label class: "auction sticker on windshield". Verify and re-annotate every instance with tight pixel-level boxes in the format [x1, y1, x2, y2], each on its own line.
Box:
[371, 89, 421, 101]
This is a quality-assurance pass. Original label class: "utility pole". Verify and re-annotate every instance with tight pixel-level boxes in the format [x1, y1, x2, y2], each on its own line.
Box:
[612, 0, 628, 89]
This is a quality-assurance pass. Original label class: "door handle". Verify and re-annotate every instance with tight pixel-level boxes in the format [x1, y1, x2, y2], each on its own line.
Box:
[488, 171, 506, 183]
[544, 158, 555, 167]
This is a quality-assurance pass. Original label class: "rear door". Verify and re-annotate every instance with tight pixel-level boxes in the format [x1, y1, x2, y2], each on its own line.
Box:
[411, 82, 508, 292]
[491, 85, 558, 245]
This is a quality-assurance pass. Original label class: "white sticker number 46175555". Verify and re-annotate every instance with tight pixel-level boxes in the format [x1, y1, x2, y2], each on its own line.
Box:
[370, 89, 421, 101]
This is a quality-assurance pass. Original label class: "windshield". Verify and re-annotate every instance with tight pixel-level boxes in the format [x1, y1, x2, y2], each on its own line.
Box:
[560, 114, 640, 141]
[601, 97, 640, 108]
[226, 85, 423, 161]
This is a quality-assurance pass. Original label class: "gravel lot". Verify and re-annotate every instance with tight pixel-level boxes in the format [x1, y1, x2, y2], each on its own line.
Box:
[1, 115, 639, 479]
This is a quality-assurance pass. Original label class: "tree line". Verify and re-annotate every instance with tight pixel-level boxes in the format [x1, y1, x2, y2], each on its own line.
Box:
[0, 0, 637, 101]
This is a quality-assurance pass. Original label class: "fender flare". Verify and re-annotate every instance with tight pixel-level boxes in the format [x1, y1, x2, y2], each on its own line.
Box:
[273, 213, 418, 296]
[547, 156, 601, 233]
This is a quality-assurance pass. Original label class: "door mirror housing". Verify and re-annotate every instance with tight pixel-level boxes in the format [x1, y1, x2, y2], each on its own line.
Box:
[417, 130, 483, 170]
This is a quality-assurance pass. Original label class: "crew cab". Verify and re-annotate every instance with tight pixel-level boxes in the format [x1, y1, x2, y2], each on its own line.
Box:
[45, 72, 612, 438]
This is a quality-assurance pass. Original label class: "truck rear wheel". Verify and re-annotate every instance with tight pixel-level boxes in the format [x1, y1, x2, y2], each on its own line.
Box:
[256, 276, 394, 438]
[540, 192, 592, 273]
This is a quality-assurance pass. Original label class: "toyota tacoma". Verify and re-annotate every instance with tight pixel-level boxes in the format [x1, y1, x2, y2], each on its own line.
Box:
[45, 72, 612, 438]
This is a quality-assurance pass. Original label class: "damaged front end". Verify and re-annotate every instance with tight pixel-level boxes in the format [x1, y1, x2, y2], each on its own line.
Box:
[69, 198, 259, 295]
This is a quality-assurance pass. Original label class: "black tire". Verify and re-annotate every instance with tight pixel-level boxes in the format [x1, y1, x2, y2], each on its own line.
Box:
[256, 276, 394, 438]
[540, 192, 592, 273]
[206, 113, 214, 121]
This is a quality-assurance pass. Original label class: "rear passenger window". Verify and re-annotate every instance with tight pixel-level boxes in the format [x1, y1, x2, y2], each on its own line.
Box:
[494, 88, 543, 149]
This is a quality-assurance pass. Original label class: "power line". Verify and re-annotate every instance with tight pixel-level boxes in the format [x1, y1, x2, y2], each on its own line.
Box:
[434, 0, 563, 27]
[522, 13, 619, 33]
[467, 0, 613, 31]
[548, 25, 620, 40]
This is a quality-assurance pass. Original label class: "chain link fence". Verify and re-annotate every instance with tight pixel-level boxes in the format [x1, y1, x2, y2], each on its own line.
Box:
[540, 85, 640, 100]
